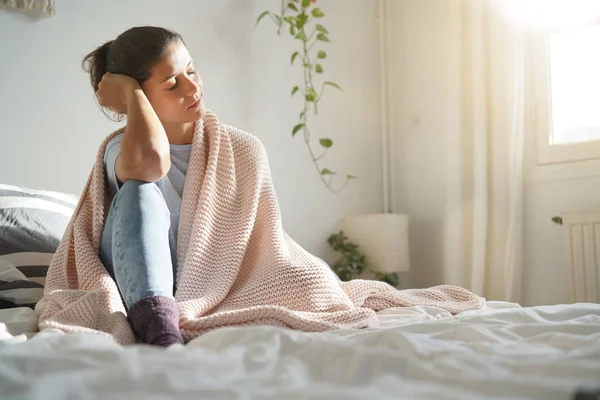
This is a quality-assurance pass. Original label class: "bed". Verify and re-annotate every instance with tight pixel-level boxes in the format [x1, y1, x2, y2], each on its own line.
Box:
[1, 301, 599, 399]
[1, 185, 599, 399]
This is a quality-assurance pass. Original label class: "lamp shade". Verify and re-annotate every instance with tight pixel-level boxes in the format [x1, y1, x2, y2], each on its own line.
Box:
[342, 213, 410, 274]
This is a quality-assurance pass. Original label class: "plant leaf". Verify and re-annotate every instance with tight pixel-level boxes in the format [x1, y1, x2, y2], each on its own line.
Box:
[288, 2, 299, 11]
[291, 51, 299, 65]
[296, 13, 308, 29]
[317, 50, 327, 59]
[317, 33, 330, 42]
[320, 138, 333, 148]
[300, 111, 306, 119]
[346, 174, 357, 179]
[292, 123, 305, 136]
[306, 93, 316, 102]
[384, 273, 399, 287]
[291, 86, 299, 96]
[312, 8, 325, 18]
[315, 64, 323, 73]
[316, 24, 328, 34]
[255, 11, 271, 27]
[321, 168, 336, 175]
[301, 0, 311, 8]
[290, 25, 296, 35]
[324, 81, 343, 92]
[295, 31, 307, 41]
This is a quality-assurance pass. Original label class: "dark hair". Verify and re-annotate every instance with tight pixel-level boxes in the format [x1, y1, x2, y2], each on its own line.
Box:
[82, 26, 184, 118]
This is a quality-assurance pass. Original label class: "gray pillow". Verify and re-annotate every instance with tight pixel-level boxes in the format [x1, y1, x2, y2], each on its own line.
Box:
[0, 185, 78, 309]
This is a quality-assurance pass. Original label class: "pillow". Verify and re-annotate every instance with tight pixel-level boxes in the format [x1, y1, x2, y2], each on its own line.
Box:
[0, 184, 78, 309]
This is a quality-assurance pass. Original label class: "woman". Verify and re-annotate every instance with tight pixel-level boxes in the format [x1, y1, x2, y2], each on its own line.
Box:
[83, 26, 208, 346]
[36, 26, 483, 347]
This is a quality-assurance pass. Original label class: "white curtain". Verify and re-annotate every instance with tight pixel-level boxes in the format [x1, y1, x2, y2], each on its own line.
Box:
[443, 0, 525, 302]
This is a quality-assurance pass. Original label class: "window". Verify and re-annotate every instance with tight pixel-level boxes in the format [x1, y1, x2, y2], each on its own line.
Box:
[533, 22, 600, 165]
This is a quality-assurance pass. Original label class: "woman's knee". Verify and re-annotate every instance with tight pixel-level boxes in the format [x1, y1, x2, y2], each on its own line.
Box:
[118, 179, 161, 198]
[112, 180, 170, 223]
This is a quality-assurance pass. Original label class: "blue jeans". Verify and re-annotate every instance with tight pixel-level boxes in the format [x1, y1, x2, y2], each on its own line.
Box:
[100, 180, 174, 309]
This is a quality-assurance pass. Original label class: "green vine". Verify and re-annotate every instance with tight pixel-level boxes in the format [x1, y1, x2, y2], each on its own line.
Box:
[256, 0, 355, 193]
[327, 231, 399, 286]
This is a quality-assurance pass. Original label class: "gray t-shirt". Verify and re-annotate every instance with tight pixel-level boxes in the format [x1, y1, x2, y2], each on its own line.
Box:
[104, 134, 191, 272]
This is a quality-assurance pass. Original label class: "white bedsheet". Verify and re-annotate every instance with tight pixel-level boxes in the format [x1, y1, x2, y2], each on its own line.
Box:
[0, 302, 599, 399]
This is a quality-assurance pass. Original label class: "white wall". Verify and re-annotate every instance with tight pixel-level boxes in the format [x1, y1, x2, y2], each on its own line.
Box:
[387, 0, 461, 289]
[0, 0, 384, 260]
[389, 0, 600, 306]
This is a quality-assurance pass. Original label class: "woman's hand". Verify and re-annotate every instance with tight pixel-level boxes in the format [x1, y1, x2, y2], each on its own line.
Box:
[96, 72, 141, 114]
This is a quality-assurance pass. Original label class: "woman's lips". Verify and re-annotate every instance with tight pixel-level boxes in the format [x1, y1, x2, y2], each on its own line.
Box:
[188, 98, 201, 109]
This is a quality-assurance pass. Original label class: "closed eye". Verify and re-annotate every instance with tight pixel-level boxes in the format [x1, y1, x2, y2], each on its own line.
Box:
[168, 71, 196, 91]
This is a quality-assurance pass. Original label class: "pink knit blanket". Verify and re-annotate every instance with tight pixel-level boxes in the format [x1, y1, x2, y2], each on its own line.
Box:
[36, 112, 485, 344]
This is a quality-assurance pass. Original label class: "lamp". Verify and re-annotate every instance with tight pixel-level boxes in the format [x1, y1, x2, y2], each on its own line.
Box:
[342, 213, 410, 275]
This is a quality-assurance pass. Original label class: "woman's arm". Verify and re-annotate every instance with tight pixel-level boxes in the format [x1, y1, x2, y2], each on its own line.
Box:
[97, 73, 171, 183]
[116, 86, 171, 183]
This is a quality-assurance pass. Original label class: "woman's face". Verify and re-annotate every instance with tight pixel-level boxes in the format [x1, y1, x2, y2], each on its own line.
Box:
[141, 41, 205, 125]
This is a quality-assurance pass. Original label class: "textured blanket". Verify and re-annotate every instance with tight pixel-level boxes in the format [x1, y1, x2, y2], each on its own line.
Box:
[36, 112, 485, 345]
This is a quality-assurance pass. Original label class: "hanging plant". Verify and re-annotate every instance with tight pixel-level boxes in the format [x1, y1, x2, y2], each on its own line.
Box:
[256, 0, 355, 193]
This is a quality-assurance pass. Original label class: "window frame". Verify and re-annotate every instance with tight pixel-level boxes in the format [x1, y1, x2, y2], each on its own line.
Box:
[532, 21, 600, 166]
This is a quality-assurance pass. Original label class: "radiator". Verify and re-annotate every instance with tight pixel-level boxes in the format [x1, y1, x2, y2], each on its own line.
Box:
[560, 211, 600, 303]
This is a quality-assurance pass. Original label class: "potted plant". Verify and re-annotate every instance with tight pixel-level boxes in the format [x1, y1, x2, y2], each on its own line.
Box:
[327, 231, 399, 286]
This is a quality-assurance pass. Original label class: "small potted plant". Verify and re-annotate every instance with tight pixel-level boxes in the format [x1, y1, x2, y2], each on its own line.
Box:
[327, 231, 399, 286]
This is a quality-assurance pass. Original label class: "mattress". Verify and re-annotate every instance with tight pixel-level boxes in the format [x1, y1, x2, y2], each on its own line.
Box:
[1, 301, 599, 399]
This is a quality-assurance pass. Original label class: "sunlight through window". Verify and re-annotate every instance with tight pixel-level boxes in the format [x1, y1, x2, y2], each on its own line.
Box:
[549, 25, 600, 145]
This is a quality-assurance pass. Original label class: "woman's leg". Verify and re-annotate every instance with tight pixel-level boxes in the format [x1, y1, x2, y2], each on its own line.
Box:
[100, 179, 183, 346]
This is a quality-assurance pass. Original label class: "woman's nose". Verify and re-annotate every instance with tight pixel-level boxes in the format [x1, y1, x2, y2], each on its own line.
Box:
[183, 77, 200, 96]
